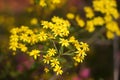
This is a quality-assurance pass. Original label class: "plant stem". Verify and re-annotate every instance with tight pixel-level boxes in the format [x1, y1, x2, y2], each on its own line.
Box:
[113, 35, 120, 80]
[52, 40, 58, 53]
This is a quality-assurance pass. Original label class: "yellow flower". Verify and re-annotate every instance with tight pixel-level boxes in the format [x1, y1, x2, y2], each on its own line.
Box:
[106, 21, 119, 33]
[43, 54, 52, 64]
[19, 26, 29, 32]
[10, 34, 19, 42]
[9, 42, 18, 51]
[9, 15, 91, 76]
[86, 20, 95, 32]
[41, 16, 70, 37]
[44, 68, 49, 73]
[80, 42, 89, 51]
[106, 31, 114, 39]
[116, 30, 120, 36]
[52, 26, 63, 37]
[26, 29, 34, 35]
[93, 16, 104, 26]
[10, 28, 19, 34]
[75, 15, 85, 27]
[30, 34, 38, 44]
[30, 18, 38, 25]
[75, 49, 86, 57]
[39, 0, 47, 7]
[66, 13, 75, 19]
[93, 0, 118, 18]
[47, 33, 55, 39]
[18, 43, 27, 52]
[51, 16, 70, 26]
[73, 49, 87, 63]
[69, 36, 76, 43]
[74, 62, 78, 66]
[47, 48, 56, 56]
[93, 0, 105, 13]
[52, 0, 61, 4]
[50, 59, 60, 67]
[73, 48, 88, 63]
[104, 14, 112, 23]
[84, 6, 94, 19]
[110, 9, 119, 19]
[12, 52, 16, 55]
[20, 33, 30, 43]
[59, 38, 69, 47]
[53, 65, 63, 75]
[29, 49, 40, 60]
[73, 54, 84, 63]
[38, 31, 48, 41]
[74, 40, 81, 50]
[51, 16, 70, 37]
[41, 21, 53, 29]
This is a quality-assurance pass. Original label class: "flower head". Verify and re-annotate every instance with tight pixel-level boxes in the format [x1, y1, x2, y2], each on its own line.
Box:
[50, 58, 60, 67]
[44, 68, 49, 73]
[29, 49, 40, 60]
[59, 38, 69, 47]
[43, 54, 52, 64]
[53, 65, 63, 75]
[47, 48, 56, 56]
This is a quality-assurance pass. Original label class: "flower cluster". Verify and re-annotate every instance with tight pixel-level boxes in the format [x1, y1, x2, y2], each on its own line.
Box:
[66, 0, 120, 39]
[41, 16, 70, 37]
[69, 37, 89, 63]
[43, 48, 62, 75]
[39, 0, 61, 7]
[9, 16, 89, 75]
[92, 0, 120, 39]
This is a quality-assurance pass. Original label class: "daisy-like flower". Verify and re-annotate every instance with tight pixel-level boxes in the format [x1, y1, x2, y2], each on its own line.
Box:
[43, 54, 52, 64]
[47, 48, 56, 56]
[38, 31, 48, 41]
[44, 68, 49, 73]
[29, 49, 40, 60]
[53, 65, 63, 75]
[59, 38, 69, 47]
[50, 58, 60, 67]
[80, 42, 89, 51]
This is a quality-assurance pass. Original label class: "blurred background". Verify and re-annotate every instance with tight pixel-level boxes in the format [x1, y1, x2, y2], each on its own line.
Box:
[0, 0, 120, 80]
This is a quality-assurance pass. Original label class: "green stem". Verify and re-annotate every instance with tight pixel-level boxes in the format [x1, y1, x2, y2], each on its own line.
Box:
[62, 49, 75, 56]
[59, 45, 64, 55]
[52, 40, 58, 53]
